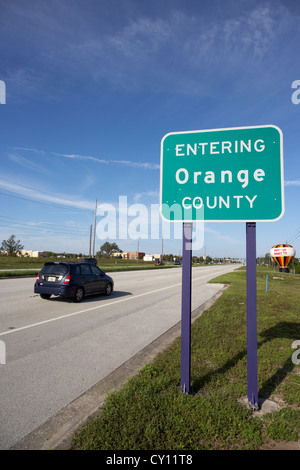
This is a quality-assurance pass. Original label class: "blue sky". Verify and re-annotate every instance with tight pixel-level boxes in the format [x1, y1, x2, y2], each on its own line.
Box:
[0, 0, 300, 258]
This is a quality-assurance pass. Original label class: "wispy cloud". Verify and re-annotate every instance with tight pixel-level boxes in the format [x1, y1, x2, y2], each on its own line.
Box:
[0, 177, 94, 211]
[12, 147, 46, 154]
[284, 180, 300, 186]
[53, 152, 160, 170]
[2, 2, 296, 98]
[7, 151, 52, 176]
[108, 16, 171, 59]
[63, 3, 295, 94]
[133, 190, 159, 203]
[9, 146, 159, 171]
[204, 226, 242, 245]
[3, 67, 52, 102]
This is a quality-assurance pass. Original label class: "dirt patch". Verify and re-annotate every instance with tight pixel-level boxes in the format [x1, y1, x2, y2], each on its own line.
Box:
[259, 440, 300, 450]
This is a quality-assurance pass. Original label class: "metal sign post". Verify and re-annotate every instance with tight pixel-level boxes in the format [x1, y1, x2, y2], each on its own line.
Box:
[181, 222, 192, 393]
[160, 125, 284, 405]
[246, 222, 258, 409]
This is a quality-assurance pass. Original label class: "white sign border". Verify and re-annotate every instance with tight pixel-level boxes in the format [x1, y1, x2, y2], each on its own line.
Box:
[159, 124, 284, 223]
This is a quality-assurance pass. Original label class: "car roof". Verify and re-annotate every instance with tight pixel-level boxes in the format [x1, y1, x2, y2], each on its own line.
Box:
[43, 261, 77, 265]
[82, 257, 97, 263]
[42, 261, 94, 267]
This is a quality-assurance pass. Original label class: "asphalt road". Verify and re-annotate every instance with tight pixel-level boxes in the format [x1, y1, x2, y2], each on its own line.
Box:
[0, 264, 240, 449]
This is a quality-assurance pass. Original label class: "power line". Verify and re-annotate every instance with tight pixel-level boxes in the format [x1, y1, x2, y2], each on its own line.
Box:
[0, 214, 87, 231]
[290, 234, 300, 245]
[289, 231, 300, 244]
[0, 222, 88, 237]
[0, 177, 93, 211]
[286, 226, 300, 243]
[0, 215, 89, 237]
[0, 177, 94, 215]
[0, 189, 93, 214]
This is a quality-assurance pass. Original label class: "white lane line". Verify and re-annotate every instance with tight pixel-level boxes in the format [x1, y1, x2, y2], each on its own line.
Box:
[0, 270, 226, 337]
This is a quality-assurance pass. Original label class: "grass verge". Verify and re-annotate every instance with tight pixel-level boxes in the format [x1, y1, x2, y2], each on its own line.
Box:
[0, 270, 40, 278]
[0, 256, 179, 277]
[72, 267, 299, 450]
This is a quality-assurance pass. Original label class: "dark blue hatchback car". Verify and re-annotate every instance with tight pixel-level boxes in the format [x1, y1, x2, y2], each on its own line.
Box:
[34, 261, 114, 302]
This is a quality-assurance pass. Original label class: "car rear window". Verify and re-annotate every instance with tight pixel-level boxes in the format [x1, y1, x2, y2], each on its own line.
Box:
[80, 264, 92, 275]
[71, 264, 81, 275]
[41, 263, 69, 276]
[90, 265, 101, 275]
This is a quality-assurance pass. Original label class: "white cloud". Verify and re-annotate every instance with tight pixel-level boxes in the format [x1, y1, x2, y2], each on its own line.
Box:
[3, 2, 296, 98]
[284, 180, 300, 186]
[0, 178, 94, 211]
[54, 152, 159, 170]
[9, 146, 160, 171]
[3, 67, 51, 102]
[133, 190, 159, 203]
[7, 151, 52, 176]
[107, 5, 290, 95]
[204, 226, 241, 244]
[108, 16, 171, 59]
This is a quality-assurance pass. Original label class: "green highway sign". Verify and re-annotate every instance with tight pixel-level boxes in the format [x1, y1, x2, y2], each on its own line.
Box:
[160, 125, 284, 222]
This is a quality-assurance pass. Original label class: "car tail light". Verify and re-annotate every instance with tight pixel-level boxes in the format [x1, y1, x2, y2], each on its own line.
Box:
[36, 272, 40, 281]
[63, 274, 71, 284]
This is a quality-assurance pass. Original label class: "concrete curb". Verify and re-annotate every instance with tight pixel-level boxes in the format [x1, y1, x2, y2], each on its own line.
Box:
[11, 286, 226, 450]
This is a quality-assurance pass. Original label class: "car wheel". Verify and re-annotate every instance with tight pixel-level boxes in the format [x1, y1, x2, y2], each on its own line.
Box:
[40, 294, 51, 300]
[74, 287, 84, 302]
[105, 283, 112, 296]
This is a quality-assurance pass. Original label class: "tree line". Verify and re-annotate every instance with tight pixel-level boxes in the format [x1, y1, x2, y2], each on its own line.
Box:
[2, 236, 298, 273]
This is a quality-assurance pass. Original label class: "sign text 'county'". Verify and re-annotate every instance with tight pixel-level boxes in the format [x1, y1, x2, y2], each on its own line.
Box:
[160, 126, 284, 222]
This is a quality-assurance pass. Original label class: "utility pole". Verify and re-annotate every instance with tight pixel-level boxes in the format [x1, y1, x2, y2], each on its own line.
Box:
[89, 225, 92, 257]
[92, 198, 97, 257]
[161, 231, 164, 262]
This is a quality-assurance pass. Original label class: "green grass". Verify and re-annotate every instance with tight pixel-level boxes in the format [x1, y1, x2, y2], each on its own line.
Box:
[72, 267, 300, 450]
[0, 270, 40, 277]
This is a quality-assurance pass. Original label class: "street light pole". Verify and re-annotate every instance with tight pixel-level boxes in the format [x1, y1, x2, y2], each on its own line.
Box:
[93, 199, 97, 257]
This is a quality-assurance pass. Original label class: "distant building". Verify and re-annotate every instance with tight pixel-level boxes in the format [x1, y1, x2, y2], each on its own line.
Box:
[18, 250, 44, 258]
[143, 255, 154, 261]
[127, 251, 145, 260]
[111, 252, 128, 259]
